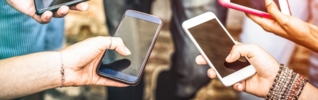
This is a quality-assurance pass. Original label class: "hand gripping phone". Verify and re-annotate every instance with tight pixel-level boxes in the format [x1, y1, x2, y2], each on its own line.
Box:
[34, 0, 87, 15]
[96, 10, 163, 85]
[218, 0, 291, 18]
[182, 12, 256, 86]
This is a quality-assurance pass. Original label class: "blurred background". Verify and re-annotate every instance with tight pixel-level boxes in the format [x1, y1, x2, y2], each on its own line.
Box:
[21, 0, 315, 100]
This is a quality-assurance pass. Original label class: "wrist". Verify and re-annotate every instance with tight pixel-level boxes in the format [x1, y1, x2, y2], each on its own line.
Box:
[265, 64, 307, 100]
[57, 50, 81, 87]
[56, 51, 73, 87]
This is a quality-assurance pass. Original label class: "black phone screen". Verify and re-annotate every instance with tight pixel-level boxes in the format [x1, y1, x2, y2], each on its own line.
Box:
[97, 15, 160, 82]
[230, 0, 281, 12]
[188, 19, 250, 78]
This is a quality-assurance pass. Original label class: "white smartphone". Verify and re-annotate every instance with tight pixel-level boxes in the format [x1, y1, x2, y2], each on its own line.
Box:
[219, 0, 291, 18]
[182, 12, 256, 86]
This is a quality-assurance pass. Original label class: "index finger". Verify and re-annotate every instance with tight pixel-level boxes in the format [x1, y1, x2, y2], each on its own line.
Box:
[195, 55, 207, 65]
[265, 0, 292, 28]
[69, 2, 89, 11]
[107, 37, 131, 56]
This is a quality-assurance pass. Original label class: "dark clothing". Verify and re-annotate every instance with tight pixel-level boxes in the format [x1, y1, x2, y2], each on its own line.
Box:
[103, 0, 228, 99]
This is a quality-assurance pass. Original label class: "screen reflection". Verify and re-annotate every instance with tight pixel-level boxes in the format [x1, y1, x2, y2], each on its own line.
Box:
[188, 19, 250, 78]
[98, 15, 159, 81]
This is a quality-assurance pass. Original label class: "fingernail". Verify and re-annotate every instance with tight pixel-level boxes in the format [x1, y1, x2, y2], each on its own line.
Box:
[125, 47, 131, 55]
[207, 69, 212, 77]
[265, 0, 273, 5]
[236, 85, 240, 90]
[226, 54, 232, 60]
[208, 69, 214, 76]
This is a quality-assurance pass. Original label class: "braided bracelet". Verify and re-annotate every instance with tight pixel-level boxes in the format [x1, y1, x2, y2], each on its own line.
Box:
[265, 64, 307, 100]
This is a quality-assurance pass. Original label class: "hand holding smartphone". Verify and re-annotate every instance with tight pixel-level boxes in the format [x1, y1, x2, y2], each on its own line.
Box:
[34, 0, 87, 15]
[218, 0, 291, 18]
[182, 12, 256, 86]
[96, 10, 163, 85]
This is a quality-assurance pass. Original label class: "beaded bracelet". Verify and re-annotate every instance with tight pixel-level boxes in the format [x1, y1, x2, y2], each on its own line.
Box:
[265, 64, 307, 100]
[59, 51, 65, 88]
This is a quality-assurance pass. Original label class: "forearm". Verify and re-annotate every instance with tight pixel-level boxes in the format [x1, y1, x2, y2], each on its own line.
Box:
[0, 51, 61, 99]
[299, 83, 318, 100]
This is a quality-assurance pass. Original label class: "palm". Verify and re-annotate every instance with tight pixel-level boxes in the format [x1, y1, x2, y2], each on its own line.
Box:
[240, 46, 280, 97]
[60, 37, 128, 87]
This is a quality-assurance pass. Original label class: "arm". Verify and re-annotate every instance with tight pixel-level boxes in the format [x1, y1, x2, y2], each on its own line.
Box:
[248, 0, 318, 52]
[0, 52, 62, 99]
[0, 36, 130, 99]
[196, 44, 318, 99]
[299, 83, 318, 100]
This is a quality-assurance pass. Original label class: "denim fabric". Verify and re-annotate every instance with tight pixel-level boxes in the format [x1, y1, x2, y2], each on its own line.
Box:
[0, 0, 64, 59]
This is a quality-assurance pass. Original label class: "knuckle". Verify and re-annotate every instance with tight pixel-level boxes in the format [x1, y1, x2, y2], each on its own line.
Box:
[249, 44, 261, 51]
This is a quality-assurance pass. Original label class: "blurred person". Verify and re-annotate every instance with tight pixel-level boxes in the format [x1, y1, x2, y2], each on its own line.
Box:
[103, 1, 153, 100]
[238, 0, 309, 99]
[0, 36, 131, 100]
[103, 0, 228, 99]
[308, 0, 318, 88]
[1, 0, 89, 99]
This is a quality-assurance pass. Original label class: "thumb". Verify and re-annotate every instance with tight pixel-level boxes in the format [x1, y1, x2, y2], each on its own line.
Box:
[107, 37, 131, 56]
[225, 44, 257, 63]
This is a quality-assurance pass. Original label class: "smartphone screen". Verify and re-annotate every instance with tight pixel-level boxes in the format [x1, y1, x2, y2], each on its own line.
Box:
[188, 19, 250, 78]
[230, 0, 281, 12]
[97, 15, 160, 83]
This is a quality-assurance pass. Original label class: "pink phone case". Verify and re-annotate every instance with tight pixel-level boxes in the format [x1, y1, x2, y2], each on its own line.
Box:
[218, 0, 272, 18]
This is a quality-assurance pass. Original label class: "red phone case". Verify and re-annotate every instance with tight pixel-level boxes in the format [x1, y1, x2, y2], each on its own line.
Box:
[218, 0, 272, 18]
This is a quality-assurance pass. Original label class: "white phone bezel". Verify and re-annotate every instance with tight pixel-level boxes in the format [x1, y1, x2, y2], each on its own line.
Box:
[182, 12, 256, 86]
[222, 0, 291, 15]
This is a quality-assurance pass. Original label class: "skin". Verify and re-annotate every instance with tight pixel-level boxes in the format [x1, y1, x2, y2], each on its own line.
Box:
[0, 37, 130, 99]
[197, 44, 280, 97]
[247, 0, 318, 52]
[5, 0, 89, 23]
[196, 44, 318, 99]
[196, 0, 318, 99]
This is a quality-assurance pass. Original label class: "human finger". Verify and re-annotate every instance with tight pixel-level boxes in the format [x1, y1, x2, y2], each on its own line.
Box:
[207, 68, 217, 78]
[226, 44, 269, 63]
[233, 82, 246, 92]
[69, 2, 89, 11]
[107, 37, 131, 56]
[195, 55, 207, 65]
[32, 11, 53, 24]
[96, 78, 129, 87]
[264, 0, 294, 30]
[54, 6, 69, 18]
[226, 44, 280, 76]
[247, 14, 287, 37]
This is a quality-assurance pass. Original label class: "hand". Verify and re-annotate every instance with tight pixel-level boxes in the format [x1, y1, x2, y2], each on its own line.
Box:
[6, 0, 89, 24]
[247, 0, 318, 52]
[196, 44, 280, 97]
[60, 36, 131, 87]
